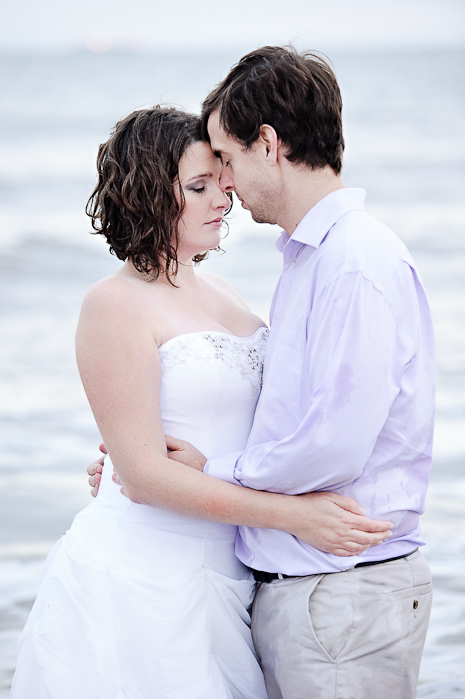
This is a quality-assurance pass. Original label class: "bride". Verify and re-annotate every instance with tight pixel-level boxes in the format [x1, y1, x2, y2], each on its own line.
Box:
[11, 106, 390, 699]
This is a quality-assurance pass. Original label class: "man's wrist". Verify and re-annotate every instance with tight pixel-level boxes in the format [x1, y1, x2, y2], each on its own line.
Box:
[203, 452, 244, 485]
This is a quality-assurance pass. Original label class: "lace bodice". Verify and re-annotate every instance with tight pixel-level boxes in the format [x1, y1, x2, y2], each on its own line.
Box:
[159, 328, 269, 396]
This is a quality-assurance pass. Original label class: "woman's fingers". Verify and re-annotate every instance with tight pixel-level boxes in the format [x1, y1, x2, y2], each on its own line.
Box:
[351, 517, 394, 533]
[331, 523, 393, 556]
[345, 526, 392, 546]
[333, 538, 382, 557]
[328, 494, 394, 532]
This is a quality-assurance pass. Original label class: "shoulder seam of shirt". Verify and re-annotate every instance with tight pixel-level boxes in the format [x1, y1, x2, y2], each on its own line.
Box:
[312, 269, 418, 354]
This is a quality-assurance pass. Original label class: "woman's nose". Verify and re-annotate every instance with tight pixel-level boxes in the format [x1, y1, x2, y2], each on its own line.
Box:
[214, 188, 231, 210]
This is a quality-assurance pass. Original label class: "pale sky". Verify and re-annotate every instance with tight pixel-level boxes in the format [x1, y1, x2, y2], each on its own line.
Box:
[1, 0, 464, 52]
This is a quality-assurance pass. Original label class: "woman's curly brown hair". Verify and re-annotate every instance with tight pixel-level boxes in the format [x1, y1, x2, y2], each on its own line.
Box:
[86, 106, 212, 281]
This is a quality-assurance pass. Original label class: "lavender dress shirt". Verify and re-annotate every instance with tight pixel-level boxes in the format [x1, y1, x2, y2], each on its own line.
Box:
[204, 188, 435, 574]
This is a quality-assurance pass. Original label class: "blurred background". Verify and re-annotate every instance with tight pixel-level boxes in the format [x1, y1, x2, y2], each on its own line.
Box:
[0, 0, 464, 695]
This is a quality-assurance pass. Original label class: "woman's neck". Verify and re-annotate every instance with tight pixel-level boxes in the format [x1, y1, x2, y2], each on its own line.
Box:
[119, 256, 200, 289]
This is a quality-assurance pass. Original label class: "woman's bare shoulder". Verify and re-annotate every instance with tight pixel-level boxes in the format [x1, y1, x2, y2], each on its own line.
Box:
[76, 275, 161, 352]
[80, 275, 152, 320]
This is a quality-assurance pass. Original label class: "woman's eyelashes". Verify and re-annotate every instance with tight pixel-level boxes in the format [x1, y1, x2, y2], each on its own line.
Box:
[187, 183, 206, 194]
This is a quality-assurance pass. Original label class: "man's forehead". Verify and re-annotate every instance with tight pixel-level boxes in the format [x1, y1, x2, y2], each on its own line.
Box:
[207, 111, 233, 153]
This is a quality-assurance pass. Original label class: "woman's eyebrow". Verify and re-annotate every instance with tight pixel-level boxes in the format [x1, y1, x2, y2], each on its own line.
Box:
[186, 172, 212, 182]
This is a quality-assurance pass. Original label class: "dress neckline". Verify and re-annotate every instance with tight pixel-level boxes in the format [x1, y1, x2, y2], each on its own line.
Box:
[158, 326, 268, 353]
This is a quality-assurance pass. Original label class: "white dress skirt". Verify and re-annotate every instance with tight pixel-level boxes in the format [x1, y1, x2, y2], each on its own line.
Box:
[11, 328, 269, 699]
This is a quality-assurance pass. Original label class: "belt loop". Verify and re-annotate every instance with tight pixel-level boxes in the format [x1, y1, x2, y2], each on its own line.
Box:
[277, 573, 285, 580]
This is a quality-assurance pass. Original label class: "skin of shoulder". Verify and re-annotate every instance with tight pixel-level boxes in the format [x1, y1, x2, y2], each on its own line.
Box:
[80, 274, 152, 312]
[77, 275, 162, 346]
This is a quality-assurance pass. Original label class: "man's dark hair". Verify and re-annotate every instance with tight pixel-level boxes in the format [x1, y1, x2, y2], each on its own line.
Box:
[86, 106, 208, 282]
[201, 45, 344, 174]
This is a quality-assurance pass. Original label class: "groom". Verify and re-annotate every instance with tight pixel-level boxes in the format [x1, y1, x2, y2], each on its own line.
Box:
[165, 47, 435, 698]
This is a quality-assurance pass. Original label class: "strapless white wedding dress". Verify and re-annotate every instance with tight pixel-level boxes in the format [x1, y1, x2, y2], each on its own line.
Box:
[11, 328, 269, 699]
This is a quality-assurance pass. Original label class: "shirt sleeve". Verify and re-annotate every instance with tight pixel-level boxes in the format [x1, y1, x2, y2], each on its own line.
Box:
[207, 268, 417, 494]
[203, 450, 243, 485]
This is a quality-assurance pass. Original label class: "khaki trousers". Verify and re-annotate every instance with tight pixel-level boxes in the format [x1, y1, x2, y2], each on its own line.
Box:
[251, 550, 432, 699]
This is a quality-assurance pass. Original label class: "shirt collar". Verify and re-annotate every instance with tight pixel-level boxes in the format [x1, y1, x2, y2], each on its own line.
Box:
[276, 188, 366, 252]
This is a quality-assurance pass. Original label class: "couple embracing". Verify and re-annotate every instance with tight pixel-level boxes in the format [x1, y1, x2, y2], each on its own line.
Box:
[12, 46, 434, 699]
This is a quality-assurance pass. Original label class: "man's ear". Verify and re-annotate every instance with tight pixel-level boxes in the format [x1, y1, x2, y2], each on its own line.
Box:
[258, 124, 279, 165]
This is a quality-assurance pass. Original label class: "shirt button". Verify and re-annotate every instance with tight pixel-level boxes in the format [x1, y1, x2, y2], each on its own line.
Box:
[290, 261, 296, 269]
[278, 312, 283, 319]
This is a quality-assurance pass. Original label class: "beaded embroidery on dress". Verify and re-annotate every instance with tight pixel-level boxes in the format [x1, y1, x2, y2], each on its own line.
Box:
[159, 328, 269, 395]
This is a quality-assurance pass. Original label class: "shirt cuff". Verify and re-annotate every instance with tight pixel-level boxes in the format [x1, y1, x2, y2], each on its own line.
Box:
[203, 451, 244, 486]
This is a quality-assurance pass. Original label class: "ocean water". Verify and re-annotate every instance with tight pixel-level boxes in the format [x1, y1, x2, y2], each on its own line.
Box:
[0, 48, 464, 695]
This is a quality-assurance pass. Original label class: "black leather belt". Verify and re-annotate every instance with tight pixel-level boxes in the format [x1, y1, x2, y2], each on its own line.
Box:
[252, 549, 418, 583]
[353, 548, 418, 568]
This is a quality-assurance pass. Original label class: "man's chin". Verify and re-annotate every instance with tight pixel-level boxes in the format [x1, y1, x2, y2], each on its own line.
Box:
[251, 211, 274, 225]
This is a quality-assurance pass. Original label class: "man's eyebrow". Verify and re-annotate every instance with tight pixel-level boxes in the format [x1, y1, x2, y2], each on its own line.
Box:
[186, 172, 213, 182]
[212, 150, 223, 159]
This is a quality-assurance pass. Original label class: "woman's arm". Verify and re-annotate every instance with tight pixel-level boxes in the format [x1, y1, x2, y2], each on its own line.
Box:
[78, 278, 392, 556]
